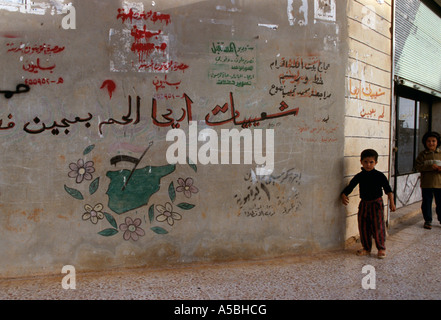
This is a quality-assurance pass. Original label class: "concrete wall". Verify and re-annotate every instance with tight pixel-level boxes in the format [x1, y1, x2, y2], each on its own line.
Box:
[0, 0, 348, 278]
[344, 0, 393, 240]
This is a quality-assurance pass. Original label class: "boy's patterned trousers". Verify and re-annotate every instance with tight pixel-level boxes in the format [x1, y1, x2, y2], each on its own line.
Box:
[358, 197, 386, 252]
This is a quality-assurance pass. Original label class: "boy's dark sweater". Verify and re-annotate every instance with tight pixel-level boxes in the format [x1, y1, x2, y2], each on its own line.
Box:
[341, 168, 393, 201]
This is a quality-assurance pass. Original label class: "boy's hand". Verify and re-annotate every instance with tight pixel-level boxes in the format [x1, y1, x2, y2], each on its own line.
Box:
[389, 202, 396, 212]
[341, 194, 349, 206]
[387, 192, 396, 212]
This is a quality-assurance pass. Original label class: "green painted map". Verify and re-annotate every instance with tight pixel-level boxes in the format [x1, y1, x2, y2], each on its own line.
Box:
[106, 164, 176, 214]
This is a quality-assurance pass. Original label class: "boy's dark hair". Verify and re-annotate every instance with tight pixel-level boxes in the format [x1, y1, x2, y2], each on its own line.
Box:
[360, 149, 378, 161]
[422, 131, 440, 149]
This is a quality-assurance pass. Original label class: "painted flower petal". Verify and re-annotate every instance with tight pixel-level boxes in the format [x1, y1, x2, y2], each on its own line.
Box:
[125, 217, 133, 225]
[85, 166, 95, 173]
[165, 202, 173, 212]
[96, 211, 104, 220]
[185, 177, 194, 186]
[77, 159, 84, 167]
[119, 223, 128, 231]
[76, 174, 84, 184]
[167, 217, 175, 226]
[156, 204, 166, 214]
[93, 203, 103, 212]
[171, 212, 182, 220]
[82, 213, 91, 220]
[84, 161, 94, 168]
[177, 178, 185, 187]
[69, 163, 78, 171]
[68, 170, 78, 178]
[84, 204, 93, 212]
[130, 232, 139, 241]
[133, 218, 142, 227]
[135, 227, 145, 236]
[91, 216, 98, 224]
[156, 214, 167, 222]
[123, 230, 131, 240]
[83, 173, 93, 181]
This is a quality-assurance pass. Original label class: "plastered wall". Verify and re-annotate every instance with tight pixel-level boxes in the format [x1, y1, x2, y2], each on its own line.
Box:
[0, 0, 348, 278]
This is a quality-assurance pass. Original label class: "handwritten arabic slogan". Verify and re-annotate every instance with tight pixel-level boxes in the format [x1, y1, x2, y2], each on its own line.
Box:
[349, 79, 386, 120]
[0, 84, 30, 132]
[110, 4, 188, 73]
[0, 81, 92, 136]
[269, 56, 332, 100]
[234, 167, 302, 218]
[268, 55, 340, 144]
[209, 41, 256, 88]
[1, 41, 66, 136]
[6, 42, 65, 86]
[64, 143, 200, 239]
[0, 89, 299, 136]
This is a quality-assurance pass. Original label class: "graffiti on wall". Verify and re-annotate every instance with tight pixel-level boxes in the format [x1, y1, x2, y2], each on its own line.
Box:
[267, 55, 340, 144]
[1, 6, 337, 139]
[349, 79, 386, 100]
[5, 41, 65, 86]
[234, 167, 302, 217]
[0, 2, 346, 243]
[209, 40, 256, 88]
[64, 143, 199, 238]
[349, 78, 387, 119]
[0, 83, 30, 131]
[0, 89, 300, 135]
[269, 56, 331, 100]
[110, 4, 188, 74]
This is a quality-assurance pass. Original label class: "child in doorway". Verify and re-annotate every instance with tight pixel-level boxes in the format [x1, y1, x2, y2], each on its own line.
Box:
[341, 149, 396, 259]
[415, 131, 441, 230]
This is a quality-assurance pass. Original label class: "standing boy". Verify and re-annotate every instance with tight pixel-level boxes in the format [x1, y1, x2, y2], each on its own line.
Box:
[341, 149, 396, 259]
[415, 131, 441, 230]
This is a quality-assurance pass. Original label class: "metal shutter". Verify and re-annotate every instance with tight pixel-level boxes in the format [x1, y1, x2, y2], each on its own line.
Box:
[394, 0, 441, 95]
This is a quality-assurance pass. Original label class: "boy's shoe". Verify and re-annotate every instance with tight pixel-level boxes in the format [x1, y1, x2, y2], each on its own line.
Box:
[423, 222, 432, 229]
[356, 249, 370, 256]
[377, 250, 386, 259]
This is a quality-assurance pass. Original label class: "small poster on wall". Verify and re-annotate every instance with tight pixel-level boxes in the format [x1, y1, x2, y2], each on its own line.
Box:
[314, 0, 336, 22]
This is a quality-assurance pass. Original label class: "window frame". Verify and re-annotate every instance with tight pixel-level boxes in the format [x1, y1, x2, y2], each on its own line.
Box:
[394, 85, 433, 176]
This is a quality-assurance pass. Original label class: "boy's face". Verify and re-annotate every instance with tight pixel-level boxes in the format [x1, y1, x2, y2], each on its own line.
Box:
[361, 157, 377, 172]
[426, 137, 438, 151]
